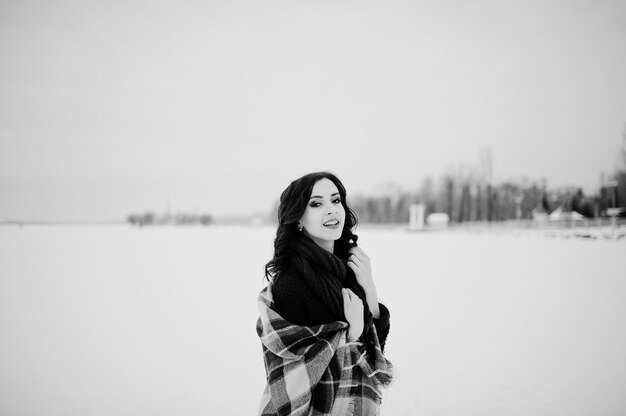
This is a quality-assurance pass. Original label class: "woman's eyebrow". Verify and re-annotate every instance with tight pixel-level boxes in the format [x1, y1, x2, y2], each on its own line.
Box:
[309, 193, 340, 200]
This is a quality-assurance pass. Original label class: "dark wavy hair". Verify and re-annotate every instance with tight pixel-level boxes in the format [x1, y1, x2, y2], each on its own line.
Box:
[264, 172, 359, 280]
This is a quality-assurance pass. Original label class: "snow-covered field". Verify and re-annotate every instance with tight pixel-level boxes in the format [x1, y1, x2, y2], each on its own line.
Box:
[1, 225, 625, 415]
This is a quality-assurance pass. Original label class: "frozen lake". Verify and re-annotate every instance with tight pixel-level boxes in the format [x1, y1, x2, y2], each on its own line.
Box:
[1, 225, 625, 415]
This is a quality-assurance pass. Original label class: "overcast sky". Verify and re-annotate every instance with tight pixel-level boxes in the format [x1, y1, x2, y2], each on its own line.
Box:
[1, 0, 625, 221]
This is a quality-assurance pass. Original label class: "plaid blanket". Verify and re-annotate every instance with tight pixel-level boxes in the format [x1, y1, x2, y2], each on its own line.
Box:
[257, 284, 393, 416]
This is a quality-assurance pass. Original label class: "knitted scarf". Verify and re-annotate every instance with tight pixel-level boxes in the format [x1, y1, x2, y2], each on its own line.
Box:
[287, 235, 381, 367]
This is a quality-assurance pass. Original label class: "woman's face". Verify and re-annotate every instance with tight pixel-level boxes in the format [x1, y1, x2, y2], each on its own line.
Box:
[299, 178, 346, 252]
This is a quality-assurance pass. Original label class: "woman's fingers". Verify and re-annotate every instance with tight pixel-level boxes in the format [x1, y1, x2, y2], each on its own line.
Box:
[348, 254, 362, 267]
[344, 288, 362, 305]
[349, 250, 370, 272]
[350, 247, 369, 261]
[343, 288, 365, 341]
[349, 248, 363, 261]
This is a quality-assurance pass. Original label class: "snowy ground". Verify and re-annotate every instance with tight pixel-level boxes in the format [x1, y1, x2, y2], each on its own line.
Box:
[0, 225, 625, 415]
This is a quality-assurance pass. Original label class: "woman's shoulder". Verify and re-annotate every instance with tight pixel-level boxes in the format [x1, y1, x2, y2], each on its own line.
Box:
[271, 269, 319, 325]
[271, 268, 309, 299]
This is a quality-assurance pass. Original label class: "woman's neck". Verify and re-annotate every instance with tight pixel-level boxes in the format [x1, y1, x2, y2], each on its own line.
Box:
[310, 237, 334, 253]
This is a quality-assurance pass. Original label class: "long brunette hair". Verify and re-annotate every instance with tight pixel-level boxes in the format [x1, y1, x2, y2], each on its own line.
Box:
[264, 172, 358, 280]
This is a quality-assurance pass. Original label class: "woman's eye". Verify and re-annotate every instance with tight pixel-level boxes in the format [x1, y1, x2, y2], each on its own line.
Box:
[309, 199, 340, 207]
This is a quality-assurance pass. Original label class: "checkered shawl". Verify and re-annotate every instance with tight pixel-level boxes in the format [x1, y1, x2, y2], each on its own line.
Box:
[257, 285, 393, 416]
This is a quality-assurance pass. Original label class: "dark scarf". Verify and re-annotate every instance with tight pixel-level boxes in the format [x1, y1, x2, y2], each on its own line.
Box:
[289, 235, 377, 359]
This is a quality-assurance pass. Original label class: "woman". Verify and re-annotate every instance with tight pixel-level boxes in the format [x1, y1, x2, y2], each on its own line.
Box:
[257, 172, 393, 416]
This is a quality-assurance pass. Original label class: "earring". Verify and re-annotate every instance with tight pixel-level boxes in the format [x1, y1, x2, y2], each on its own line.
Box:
[297, 223, 303, 232]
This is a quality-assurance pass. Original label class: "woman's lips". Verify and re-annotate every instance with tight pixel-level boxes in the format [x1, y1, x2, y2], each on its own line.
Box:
[323, 219, 340, 229]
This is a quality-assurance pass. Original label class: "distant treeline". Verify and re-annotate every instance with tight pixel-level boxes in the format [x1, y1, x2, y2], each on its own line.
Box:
[127, 212, 213, 226]
[349, 178, 623, 224]
[349, 139, 626, 224]
[265, 168, 626, 226]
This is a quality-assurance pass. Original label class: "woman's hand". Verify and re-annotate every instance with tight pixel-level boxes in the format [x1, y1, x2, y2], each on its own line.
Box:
[347, 247, 381, 318]
[342, 288, 364, 341]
